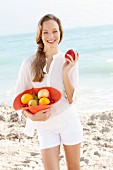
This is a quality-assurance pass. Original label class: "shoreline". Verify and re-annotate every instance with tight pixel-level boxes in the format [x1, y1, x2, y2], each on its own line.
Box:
[0, 105, 113, 170]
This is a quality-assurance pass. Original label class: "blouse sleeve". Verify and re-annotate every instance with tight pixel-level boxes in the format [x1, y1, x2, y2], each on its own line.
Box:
[13, 58, 33, 119]
[70, 61, 79, 102]
[13, 57, 38, 137]
[13, 58, 33, 99]
[63, 61, 79, 103]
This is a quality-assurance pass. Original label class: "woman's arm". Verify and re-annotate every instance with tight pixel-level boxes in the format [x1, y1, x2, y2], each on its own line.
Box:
[13, 57, 51, 121]
[23, 109, 51, 121]
[62, 70, 74, 104]
[13, 58, 33, 118]
[62, 52, 79, 104]
[14, 58, 33, 98]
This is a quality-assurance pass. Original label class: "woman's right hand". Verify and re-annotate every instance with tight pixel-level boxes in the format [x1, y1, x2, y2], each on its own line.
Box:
[23, 109, 51, 121]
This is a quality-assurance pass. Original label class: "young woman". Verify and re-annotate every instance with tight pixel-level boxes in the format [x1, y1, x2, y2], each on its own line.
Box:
[14, 14, 83, 170]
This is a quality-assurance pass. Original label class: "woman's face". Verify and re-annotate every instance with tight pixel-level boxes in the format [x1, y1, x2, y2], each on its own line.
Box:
[41, 20, 61, 50]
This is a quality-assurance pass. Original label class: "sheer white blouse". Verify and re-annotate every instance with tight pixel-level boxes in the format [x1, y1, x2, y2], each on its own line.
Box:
[14, 51, 79, 136]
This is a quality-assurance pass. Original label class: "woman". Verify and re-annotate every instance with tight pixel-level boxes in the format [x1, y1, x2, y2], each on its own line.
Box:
[14, 14, 83, 170]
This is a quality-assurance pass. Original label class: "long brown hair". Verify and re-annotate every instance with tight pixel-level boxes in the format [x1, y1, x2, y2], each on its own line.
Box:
[31, 14, 63, 82]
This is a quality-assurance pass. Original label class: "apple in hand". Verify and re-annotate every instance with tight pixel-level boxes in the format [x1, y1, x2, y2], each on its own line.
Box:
[38, 89, 50, 99]
[65, 49, 77, 61]
[28, 100, 38, 106]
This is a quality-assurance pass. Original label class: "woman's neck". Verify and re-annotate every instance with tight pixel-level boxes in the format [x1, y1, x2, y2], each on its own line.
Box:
[44, 48, 59, 60]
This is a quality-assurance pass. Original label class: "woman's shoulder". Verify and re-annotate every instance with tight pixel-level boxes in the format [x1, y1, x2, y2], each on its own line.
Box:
[21, 54, 35, 66]
[59, 51, 65, 57]
[54, 51, 65, 60]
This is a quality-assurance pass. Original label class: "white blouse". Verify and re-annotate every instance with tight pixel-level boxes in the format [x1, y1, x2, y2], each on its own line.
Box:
[14, 51, 79, 136]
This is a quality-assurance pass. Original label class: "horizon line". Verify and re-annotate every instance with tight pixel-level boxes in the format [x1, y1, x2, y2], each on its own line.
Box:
[0, 23, 113, 38]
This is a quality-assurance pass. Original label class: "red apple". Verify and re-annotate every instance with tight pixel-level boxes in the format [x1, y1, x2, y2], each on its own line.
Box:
[50, 100, 55, 104]
[65, 49, 77, 61]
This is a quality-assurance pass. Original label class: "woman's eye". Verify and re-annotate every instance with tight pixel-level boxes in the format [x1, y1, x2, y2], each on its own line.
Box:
[43, 32, 48, 34]
[53, 30, 58, 33]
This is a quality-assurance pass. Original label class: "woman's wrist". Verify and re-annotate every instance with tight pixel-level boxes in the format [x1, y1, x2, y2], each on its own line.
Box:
[62, 69, 70, 76]
[22, 110, 34, 120]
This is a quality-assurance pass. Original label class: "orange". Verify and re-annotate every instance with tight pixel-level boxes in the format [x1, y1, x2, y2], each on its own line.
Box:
[39, 97, 50, 105]
[21, 93, 33, 104]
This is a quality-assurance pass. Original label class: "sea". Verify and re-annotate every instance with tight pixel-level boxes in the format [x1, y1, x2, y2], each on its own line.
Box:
[0, 24, 113, 113]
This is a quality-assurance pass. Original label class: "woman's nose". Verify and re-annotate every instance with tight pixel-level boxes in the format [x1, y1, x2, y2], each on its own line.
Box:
[48, 32, 53, 38]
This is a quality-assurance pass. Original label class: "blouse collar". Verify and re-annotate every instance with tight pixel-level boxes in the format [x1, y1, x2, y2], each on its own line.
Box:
[43, 51, 61, 73]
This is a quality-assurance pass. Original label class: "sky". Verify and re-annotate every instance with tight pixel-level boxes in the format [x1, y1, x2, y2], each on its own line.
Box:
[0, 0, 113, 36]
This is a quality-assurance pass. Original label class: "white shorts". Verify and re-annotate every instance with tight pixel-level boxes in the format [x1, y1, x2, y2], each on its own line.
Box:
[37, 115, 83, 149]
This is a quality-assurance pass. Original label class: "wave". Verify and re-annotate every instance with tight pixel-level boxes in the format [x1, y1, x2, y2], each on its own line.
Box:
[106, 59, 113, 63]
[80, 63, 113, 74]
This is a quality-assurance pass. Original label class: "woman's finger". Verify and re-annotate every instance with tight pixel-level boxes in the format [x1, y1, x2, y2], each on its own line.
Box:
[41, 109, 50, 114]
[42, 109, 51, 121]
[66, 54, 74, 62]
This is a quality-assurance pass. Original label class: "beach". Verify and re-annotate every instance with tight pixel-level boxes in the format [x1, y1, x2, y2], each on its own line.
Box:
[0, 105, 113, 170]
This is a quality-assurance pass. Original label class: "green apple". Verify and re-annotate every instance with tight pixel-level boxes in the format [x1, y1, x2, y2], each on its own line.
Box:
[28, 100, 38, 106]
[32, 94, 38, 100]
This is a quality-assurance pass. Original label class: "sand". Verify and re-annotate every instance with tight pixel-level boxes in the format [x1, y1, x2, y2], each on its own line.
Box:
[0, 105, 113, 170]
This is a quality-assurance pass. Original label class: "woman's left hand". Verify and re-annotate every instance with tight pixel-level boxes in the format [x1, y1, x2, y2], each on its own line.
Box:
[63, 51, 79, 72]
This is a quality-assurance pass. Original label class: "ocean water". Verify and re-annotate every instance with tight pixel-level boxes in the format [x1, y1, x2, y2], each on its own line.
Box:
[0, 24, 113, 113]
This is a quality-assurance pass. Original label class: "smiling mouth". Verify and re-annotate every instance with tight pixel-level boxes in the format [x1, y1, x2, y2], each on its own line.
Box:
[47, 40, 55, 44]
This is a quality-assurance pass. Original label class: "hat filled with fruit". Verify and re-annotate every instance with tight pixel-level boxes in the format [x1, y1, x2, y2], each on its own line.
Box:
[13, 87, 62, 114]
